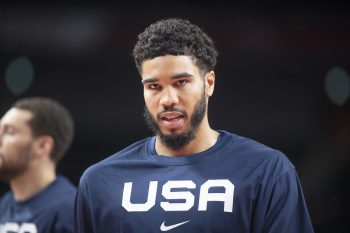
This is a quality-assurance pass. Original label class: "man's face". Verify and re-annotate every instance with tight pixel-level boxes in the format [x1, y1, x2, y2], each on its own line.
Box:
[141, 55, 208, 150]
[0, 108, 34, 182]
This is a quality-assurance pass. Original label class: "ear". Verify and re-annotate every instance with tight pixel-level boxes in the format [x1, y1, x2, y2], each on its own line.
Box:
[205, 71, 215, 97]
[32, 136, 54, 160]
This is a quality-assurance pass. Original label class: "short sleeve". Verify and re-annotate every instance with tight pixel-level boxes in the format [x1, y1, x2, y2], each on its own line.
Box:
[263, 168, 314, 233]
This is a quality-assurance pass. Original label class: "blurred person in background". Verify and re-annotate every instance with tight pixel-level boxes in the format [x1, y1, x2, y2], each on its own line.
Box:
[75, 18, 314, 233]
[0, 97, 76, 233]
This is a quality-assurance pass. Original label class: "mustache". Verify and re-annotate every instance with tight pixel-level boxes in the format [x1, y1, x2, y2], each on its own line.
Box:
[156, 107, 186, 118]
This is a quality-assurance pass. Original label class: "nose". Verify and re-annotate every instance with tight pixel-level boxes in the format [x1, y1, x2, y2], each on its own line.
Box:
[160, 86, 178, 110]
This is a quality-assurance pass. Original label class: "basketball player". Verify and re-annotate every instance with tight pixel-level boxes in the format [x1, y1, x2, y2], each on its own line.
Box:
[0, 97, 76, 233]
[75, 18, 314, 233]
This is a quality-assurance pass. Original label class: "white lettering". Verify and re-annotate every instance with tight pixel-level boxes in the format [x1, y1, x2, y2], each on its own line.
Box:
[122, 181, 158, 212]
[161, 180, 196, 211]
[122, 179, 234, 213]
[1, 222, 19, 233]
[198, 179, 234, 212]
[18, 223, 37, 233]
[0, 223, 37, 233]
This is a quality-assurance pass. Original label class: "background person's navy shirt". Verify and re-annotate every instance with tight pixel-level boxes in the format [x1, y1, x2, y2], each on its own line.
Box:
[0, 175, 76, 233]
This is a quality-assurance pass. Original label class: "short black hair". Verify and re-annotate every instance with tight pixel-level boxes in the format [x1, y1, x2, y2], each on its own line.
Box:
[133, 18, 218, 75]
[13, 97, 74, 164]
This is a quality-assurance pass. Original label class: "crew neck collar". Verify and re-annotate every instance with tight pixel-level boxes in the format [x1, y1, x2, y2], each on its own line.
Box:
[145, 130, 231, 165]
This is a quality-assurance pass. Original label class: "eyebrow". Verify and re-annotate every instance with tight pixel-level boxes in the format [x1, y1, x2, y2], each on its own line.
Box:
[141, 72, 194, 84]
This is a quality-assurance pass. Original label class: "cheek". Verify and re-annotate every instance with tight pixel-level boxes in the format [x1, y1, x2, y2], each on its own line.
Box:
[2, 141, 20, 156]
[182, 91, 202, 109]
[2, 137, 29, 154]
[144, 94, 158, 109]
[143, 91, 152, 105]
[0, 143, 19, 165]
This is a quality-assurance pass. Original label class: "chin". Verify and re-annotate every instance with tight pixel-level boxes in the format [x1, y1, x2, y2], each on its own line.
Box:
[160, 126, 187, 135]
[159, 129, 177, 136]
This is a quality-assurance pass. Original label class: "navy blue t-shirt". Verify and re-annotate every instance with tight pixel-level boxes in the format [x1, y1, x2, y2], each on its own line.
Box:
[0, 175, 76, 233]
[75, 131, 314, 233]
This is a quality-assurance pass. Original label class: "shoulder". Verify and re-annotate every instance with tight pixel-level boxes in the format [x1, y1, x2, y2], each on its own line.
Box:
[39, 176, 76, 213]
[220, 131, 295, 180]
[48, 177, 76, 231]
[42, 176, 76, 211]
[52, 176, 76, 197]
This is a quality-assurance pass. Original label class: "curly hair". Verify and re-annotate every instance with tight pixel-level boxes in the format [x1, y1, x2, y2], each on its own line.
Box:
[133, 18, 218, 76]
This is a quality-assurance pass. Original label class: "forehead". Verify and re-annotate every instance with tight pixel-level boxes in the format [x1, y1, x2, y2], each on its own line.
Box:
[141, 55, 200, 78]
[0, 108, 33, 129]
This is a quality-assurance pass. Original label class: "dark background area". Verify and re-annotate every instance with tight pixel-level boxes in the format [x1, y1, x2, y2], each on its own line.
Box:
[1, 1, 350, 232]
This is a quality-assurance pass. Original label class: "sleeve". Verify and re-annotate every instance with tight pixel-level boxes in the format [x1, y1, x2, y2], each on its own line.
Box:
[262, 168, 314, 233]
[74, 178, 95, 233]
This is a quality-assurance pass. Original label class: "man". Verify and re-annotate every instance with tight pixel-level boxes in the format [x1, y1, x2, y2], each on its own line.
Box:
[75, 18, 314, 233]
[0, 97, 76, 233]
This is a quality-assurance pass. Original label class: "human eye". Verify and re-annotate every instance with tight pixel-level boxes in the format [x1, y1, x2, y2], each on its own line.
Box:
[147, 83, 161, 90]
[1, 126, 14, 136]
[176, 79, 188, 86]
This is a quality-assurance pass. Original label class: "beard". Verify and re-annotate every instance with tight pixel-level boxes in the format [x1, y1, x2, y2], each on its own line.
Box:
[0, 143, 32, 182]
[143, 89, 206, 151]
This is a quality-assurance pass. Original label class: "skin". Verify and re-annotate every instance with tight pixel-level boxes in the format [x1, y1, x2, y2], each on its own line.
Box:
[141, 55, 219, 156]
[0, 108, 56, 201]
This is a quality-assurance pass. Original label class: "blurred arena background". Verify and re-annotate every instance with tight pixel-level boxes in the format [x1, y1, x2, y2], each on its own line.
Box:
[1, 1, 349, 232]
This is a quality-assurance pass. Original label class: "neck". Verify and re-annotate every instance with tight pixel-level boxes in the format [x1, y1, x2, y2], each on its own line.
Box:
[10, 163, 56, 202]
[155, 119, 219, 157]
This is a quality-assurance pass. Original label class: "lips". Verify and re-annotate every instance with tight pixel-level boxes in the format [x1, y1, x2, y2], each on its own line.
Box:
[160, 112, 184, 121]
[159, 111, 184, 130]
